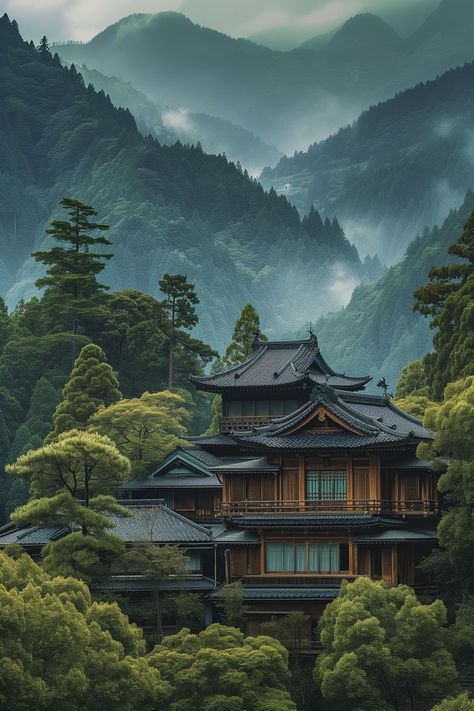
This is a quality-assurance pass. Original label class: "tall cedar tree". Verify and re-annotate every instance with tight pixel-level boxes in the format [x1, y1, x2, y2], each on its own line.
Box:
[414, 211, 474, 399]
[33, 198, 112, 337]
[158, 274, 199, 390]
[36, 35, 50, 56]
[207, 303, 266, 433]
[220, 303, 267, 369]
[52, 343, 121, 435]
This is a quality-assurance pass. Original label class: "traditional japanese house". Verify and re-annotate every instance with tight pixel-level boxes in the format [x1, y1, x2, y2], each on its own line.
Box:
[188, 333, 438, 635]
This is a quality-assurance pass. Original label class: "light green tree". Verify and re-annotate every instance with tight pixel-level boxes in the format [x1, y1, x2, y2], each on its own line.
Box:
[419, 376, 474, 598]
[89, 390, 188, 476]
[0, 547, 170, 711]
[215, 581, 248, 629]
[395, 359, 429, 399]
[6, 430, 131, 581]
[148, 624, 297, 711]
[394, 394, 436, 420]
[52, 343, 121, 435]
[431, 695, 474, 711]
[315, 577, 458, 711]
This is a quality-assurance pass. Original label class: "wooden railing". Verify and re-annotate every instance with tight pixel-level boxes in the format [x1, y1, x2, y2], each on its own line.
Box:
[217, 499, 439, 516]
[219, 416, 272, 432]
[240, 574, 357, 586]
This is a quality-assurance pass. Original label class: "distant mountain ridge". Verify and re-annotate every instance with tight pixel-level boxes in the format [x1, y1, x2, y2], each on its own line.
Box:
[0, 14, 375, 352]
[261, 60, 474, 261]
[55, 0, 474, 153]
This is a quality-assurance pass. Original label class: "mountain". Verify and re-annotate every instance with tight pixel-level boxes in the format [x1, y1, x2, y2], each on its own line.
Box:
[304, 192, 474, 392]
[261, 61, 474, 261]
[0, 14, 374, 352]
[55, 1, 474, 154]
[77, 66, 281, 174]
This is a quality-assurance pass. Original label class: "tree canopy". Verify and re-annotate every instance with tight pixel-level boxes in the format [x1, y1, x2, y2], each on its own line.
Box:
[315, 577, 457, 711]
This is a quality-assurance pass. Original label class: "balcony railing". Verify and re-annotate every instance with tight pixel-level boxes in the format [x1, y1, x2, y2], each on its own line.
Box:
[239, 574, 357, 586]
[217, 499, 439, 516]
[219, 416, 272, 432]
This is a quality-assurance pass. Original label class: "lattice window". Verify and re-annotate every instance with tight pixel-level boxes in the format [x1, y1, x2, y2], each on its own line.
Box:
[306, 470, 347, 501]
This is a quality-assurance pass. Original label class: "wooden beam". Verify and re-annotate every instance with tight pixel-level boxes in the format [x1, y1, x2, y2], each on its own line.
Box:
[391, 544, 398, 586]
[259, 529, 265, 574]
[298, 456, 305, 505]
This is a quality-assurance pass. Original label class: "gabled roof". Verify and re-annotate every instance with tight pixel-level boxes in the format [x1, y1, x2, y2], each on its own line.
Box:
[190, 335, 371, 393]
[227, 386, 432, 451]
[120, 447, 223, 492]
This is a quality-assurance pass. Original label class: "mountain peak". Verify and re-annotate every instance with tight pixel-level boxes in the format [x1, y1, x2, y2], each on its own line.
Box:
[326, 13, 401, 52]
[411, 0, 474, 42]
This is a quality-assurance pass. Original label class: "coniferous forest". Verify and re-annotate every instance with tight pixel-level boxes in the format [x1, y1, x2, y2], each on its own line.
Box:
[0, 2, 474, 710]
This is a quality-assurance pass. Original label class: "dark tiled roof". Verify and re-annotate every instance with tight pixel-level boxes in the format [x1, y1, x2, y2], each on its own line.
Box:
[0, 525, 66, 546]
[227, 515, 402, 528]
[190, 336, 370, 392]
[340, 394, 430, 439]
[232, 430, 413, 450]
[109, 505, 213, 543]
[181, 447, 225, 467]
[214, 529, 260, 544]
[95, 575, 216, 592]
[353, 529, 437, 543]
[381, 455, 432, 470]
[239, 586, 340, 601]
[188, 434, 233, 447]
[121, 475, 221, 490]
[210, 457, 280, 474]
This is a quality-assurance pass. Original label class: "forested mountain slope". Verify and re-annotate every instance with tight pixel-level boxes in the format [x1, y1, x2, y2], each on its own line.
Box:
[262, 62, 474, 261]
[78, 66, 281, 175]
[0, 15, 370, 350]
[55, 0, 474, 153]
[308, 192, 474, 391]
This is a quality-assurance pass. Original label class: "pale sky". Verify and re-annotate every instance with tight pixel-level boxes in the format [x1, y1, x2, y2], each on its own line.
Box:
[4, 0, 436, 43]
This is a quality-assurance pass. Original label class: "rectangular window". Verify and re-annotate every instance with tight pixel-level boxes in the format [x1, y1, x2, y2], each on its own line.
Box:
[269, 400, 283, 416]
[255, 400, 269, 416]
[242, 400, 255, 416]
[227, 401, 242, 417]
[186, 552, 202, 572]
[306, 471, 347, 501]
[265, 543, 348, 573]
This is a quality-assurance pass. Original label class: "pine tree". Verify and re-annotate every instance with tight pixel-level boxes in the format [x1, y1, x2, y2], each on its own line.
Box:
[52, 343, 121, 435]
[36, 35, 50, 57]
[33, 197, 112, 336]
[158, 274, 199, 390]
[221, 303, 267, 369]
[414, 209, 474, 399]
[206, 304, 266, 433]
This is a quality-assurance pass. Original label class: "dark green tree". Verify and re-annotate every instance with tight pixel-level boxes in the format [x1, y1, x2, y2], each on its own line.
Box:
[52, 343, 121, 435]
[414, 212, 474, 399]
[33, 197, 112, 337]
[36, 35, 50, 57]
[220, 303, 267, 369]
[158, 274, 199, 390]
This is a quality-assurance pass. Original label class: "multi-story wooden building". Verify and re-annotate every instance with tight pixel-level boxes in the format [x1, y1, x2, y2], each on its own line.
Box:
[188, 333, 438, 633]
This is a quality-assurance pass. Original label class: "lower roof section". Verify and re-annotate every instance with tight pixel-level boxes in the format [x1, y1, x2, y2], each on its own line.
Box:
[353, 529, 437, 544]
[95, 575, 216, 593]
[227, 514, 405, 529]
[240, 586, 341, 601]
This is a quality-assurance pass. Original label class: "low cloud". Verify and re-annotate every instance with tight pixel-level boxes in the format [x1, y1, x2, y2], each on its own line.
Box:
[162, 108, 196, 134]
[328, 262, 359, 308]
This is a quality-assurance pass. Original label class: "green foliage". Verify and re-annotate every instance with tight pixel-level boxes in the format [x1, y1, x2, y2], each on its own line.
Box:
[175, 593, 206, 632]
[52, 343, 121, 435]
[215, 582, 248, 629]
[42, 531, 125, 584]
[147, 624, 297, 711]
[89, 390, 188, 476]
[393, 394, 435, 420]
[0, 548, 168, 711]
[33, 198, 112, 335]
[447, 598, 474, 673]
[419, 376, 474, 598]
[315, 577, 458, 711]
[260, 611, 311, 656]
[6, 429, 131, 501]
[414, 211, 474, 400]
[220, 303, 266, 369]
[395, 359, 429, 398]
[431, 695, 474, 711]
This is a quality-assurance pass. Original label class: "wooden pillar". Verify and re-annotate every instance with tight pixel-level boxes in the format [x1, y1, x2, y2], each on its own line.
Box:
[347, 453, 353, 505]
[391, 544, 398, 586]
[369, 454, 380, 503]
[349, 541, 358, 576]
[298, 455, 305, 504]
[259, 529, 265, 574]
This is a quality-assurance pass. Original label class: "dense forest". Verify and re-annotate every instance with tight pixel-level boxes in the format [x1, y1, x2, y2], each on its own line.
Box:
[262, 61, 474, 261]
[307, 192, 474, 392]
[0, 14, 375, 352]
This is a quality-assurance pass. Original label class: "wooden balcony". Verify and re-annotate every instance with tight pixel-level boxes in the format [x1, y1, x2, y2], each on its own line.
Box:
[217, 499, 439, 516]
[219, 415, 272, 432]
[240, 574, 357, 586]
